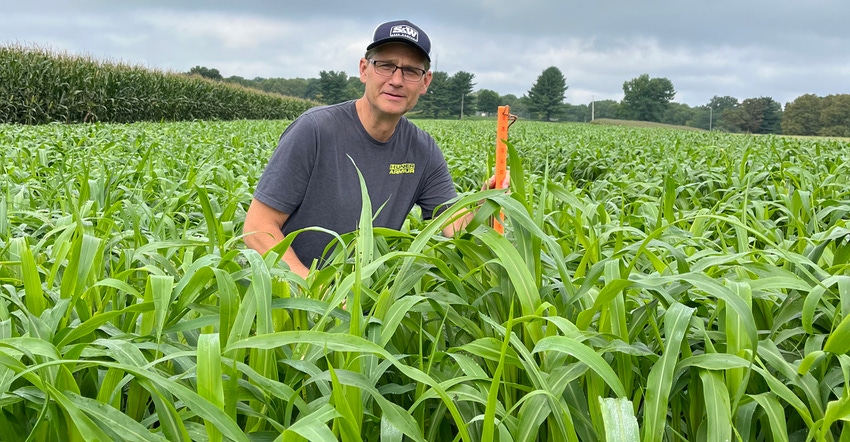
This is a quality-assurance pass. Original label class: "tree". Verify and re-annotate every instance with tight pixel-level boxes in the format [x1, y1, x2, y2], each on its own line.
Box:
[592, 100, 620, 120]
[316, 70, 352, 104]
[782, 94, 823, 135]
[476, 89, 501, 115]
[661, 102, 697, 127]
[500, 94, 531, 119]
[527, 66, 568, 121]
[819, 94, 850, 137]
[346, 76, 365, 101]
[448, 71, 476, 119]
[723, 97, 782, 134]
[187, 66, 222, 81]
[415, 71, 451, 118]
[704, 95, 740, 131]
[562, 104, 590, 122]
[620, 74, 675, 122]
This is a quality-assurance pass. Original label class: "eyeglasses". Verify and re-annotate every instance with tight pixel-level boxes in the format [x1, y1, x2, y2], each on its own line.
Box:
[369, 60, 427, 82]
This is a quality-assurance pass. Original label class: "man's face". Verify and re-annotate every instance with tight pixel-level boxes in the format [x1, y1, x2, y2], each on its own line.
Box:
[359, 43, 432, 118]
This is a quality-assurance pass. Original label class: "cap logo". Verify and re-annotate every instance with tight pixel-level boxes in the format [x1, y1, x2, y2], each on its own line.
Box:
[389, 24, 418, 42]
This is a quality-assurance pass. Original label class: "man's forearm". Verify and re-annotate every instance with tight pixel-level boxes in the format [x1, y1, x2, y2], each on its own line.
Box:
[244, 229, 310, 279]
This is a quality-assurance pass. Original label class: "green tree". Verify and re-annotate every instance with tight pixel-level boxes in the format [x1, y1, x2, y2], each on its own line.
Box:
[448, 71, 476, 119]
[723, 97, 782, 134]
[476, 89, 501, 115]
[620, 74, 675, 122]
[316, 70, 351, 104]
[782, 94, 823, 135]
[346, 76, 366, 101]
[819, 94, 850, 137]
[562, 103, 590, 122]
[592, 99, 620, 120]
[187, 66, 223, 81]
[415, 71, 451, 118]
[705, 95, 739, 131]
[500, 94, 531, 119]
[661, 102, 697, 127]
[527, 66, 568, 121]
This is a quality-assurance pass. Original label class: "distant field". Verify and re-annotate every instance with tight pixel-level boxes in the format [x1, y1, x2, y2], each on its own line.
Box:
[2, 119, 850, 441]
[589, 117, 706, 131]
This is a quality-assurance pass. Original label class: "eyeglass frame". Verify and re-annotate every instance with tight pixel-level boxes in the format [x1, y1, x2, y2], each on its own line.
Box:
[368, 59, 428, 82]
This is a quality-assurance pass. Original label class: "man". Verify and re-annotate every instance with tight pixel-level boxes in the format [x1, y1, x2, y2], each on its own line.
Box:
[243, 19, 506, 278]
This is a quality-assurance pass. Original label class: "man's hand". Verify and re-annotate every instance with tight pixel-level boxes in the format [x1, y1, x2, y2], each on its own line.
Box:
[442, 171, 511, 237]
[482, 170, 510, 191]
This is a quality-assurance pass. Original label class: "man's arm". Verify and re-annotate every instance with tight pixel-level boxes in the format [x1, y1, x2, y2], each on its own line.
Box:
[243, 198, 310, 279]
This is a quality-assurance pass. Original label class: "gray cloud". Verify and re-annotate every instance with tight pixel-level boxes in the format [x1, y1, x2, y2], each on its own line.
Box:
[3, 1, 848, 106]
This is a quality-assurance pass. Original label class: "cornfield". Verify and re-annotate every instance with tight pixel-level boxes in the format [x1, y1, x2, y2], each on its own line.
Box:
[2, 118, 850, 441]
[0, 46, 316, 124]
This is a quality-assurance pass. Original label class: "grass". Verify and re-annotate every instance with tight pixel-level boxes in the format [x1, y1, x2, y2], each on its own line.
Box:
[2, 119, 850, 440]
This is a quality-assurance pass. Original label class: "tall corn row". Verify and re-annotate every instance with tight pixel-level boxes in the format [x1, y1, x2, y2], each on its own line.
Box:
[0, 45, 317, 124]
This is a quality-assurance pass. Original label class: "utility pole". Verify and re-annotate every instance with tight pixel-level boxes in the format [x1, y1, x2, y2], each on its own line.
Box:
[591, 95, 595, 121]
[709, 106, 713, 131]
[460, 94, 464, 120]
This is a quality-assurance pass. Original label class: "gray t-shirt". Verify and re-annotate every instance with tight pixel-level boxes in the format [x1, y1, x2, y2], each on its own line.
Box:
[254, 100, 457, 268]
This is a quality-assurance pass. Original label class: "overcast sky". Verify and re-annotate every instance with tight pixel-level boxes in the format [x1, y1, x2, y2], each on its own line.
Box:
[3, 1, 848, 107]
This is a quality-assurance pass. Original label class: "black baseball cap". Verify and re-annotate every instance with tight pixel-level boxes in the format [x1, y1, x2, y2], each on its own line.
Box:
[367, 20, 431, 62]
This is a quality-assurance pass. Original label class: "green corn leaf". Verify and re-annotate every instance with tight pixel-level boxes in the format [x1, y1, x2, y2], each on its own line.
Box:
[599, 397, 639, 442]
[699, 369, 732, 442]
[750, 393, 789, 442]
[642, 302, 695, 442]
[66, 391, 169, 442]
[197, 333, 225, 442]
[532, 336, 627, 398]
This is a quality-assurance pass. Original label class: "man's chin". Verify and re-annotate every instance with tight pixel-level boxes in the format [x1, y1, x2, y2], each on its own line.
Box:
[377, 101, 408, 116]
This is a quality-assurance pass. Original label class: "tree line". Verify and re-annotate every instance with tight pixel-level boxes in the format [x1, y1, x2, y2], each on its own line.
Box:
[187, 65, 850, 136]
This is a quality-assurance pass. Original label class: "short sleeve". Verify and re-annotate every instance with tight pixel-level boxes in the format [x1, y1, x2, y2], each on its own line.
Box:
[253, 116, 318, 214]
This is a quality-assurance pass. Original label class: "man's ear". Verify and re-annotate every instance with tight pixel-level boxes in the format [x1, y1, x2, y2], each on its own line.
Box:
[359, 58, 369, 83]
[420, 71, 433, 95]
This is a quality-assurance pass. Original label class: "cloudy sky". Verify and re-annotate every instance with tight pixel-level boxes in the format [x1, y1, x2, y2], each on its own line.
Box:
[3, 1, 848, 107]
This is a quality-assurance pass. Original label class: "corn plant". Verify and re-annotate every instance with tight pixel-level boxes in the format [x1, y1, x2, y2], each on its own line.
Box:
[0, 45, 317, 125]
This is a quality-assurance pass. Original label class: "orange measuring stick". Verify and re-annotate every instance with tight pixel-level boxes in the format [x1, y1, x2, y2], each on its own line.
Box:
[494, 105, 510, 234]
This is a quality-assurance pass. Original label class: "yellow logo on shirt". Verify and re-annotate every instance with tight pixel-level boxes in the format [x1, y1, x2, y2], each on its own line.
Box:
[389, 163, 416, 174]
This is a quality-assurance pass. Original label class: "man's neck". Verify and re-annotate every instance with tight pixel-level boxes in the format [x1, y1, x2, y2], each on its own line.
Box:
[355, 98, 401, 142]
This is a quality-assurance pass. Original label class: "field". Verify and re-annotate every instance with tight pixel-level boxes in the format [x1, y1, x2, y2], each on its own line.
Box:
[2, 119, 850, 441]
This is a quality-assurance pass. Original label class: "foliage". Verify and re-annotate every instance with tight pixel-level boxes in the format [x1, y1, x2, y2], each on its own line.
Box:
[526, 67, 568, 121]
[562, 103, 591, 122]
[500, 94, 531, 119]
[450, 71, 477, 118]
[660, 102, 697, 127]
[415, 71, 476, 119]
[227, 76, 318, 101]
[187, 65, 224, 81]
[619, 74, 676, 122]
[316, 70, 362, 105]
[783, 94, 823, 136]
[818, 94, 850, 137]
[0, 45, 317, 124]
[475, 89, 501, 114]
[781, 94, 850, 137]
[4, 118, 850, 441]
[415, 71, 451, 118]
[723, 96, 783, 134]
[591, 99, 621, 120]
